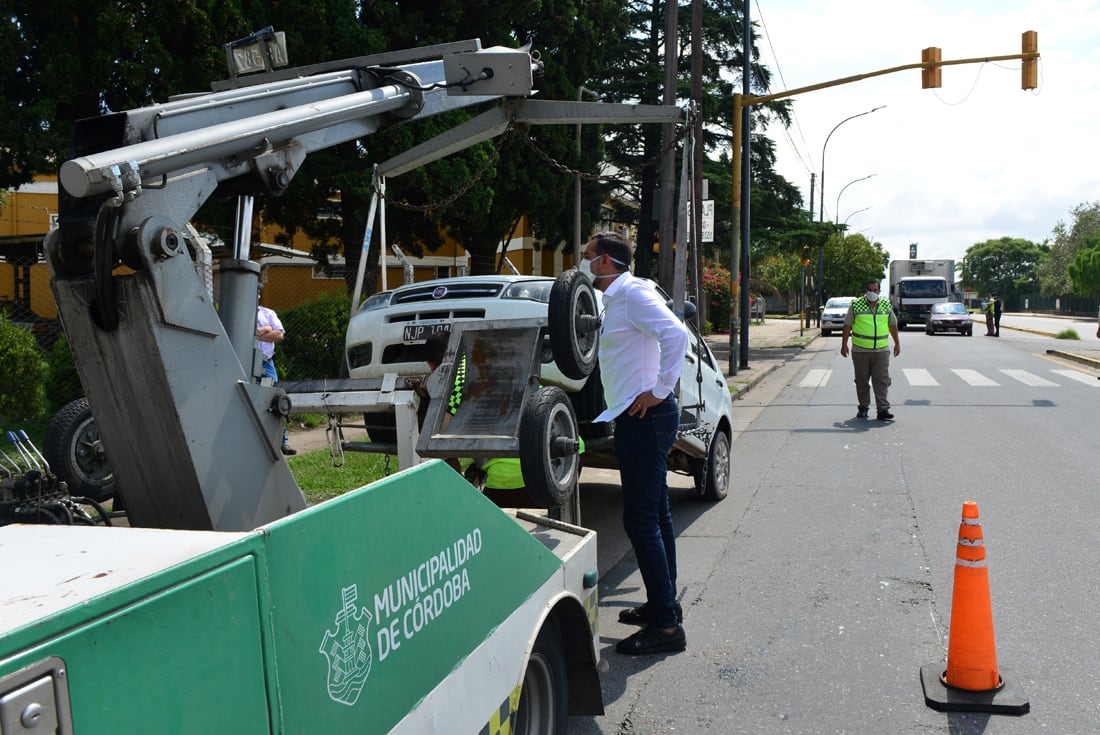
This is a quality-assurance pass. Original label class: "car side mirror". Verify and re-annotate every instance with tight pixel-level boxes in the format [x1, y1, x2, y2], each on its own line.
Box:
[667, 299, 697, 322]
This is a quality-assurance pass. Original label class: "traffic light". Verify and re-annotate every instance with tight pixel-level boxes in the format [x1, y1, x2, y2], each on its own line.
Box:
[921, 47, 942, 89]
[800, 246, 811, 267]
[1021, 30, 1038, 90]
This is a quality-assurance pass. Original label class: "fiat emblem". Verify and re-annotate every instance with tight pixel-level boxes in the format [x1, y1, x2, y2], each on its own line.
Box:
[432, 286, 448, 299]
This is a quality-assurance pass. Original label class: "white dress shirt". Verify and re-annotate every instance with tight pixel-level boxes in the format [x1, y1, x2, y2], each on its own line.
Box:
[256, 306, 283, 361]
[594, 272, 689, 423]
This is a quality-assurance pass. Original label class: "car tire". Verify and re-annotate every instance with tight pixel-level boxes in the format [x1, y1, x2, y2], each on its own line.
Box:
[822, 329, 831, 337]
[693, 427, 730, 501]
[548, 270, 600, 380]
[43, 397, 117, 502]
[520, 386, 580, 508]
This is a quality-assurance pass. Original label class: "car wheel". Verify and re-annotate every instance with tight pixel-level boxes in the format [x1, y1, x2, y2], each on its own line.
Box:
[43, 397, 117, 502]
[693, 427, 730, 501]
[520, 386, 580, 508]
[548, 270, 600, 380]
[822, 329, 831, 337]
[514, 623, 568, 735]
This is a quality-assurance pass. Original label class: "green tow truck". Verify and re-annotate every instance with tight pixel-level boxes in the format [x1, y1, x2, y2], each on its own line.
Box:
[0, 36, 604, 734]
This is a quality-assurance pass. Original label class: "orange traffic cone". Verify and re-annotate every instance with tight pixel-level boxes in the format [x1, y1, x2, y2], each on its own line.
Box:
[920, 501, 1029, 715]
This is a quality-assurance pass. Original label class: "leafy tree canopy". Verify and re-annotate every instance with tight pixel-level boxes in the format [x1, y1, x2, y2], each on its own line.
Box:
[961, 236, 1049, 298]
[1066, 232, 1100, 296]
[822, 233, 889, 299]
[1037, 201, 1100, 297]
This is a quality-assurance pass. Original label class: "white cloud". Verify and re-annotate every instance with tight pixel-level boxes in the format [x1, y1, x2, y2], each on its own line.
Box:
[754, 0, 1100, 263]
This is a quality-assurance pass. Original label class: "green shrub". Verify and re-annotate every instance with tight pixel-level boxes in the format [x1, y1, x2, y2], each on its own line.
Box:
[278, 291, 351, 381]
[45, 334, 84, 412]
[0, 313, 46, 421]
[1055, 328, 1081, 340]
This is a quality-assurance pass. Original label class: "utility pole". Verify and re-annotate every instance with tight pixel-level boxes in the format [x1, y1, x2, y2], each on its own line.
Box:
[657, 0, 679, 291]
[691, 0, 706, 330]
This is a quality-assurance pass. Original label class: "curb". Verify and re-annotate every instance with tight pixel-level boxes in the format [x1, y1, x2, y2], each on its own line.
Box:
[724, 333, 818, 399]
[728, 361, 785, 399]
[1046, 349, 1100, 370]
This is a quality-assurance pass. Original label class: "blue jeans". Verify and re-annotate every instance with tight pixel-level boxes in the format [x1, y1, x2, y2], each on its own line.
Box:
[613, 395, 680, 628]
[261, 359, 290, 447]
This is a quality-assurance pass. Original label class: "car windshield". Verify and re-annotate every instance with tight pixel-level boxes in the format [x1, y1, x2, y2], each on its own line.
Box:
[932, 303, 967, 314]
[898, 279, 948, 298]
[824, 298, 852, 309]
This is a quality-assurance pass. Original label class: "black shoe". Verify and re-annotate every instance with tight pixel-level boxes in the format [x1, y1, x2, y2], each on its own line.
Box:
[618, 602, 683, 626]
[281, 445, 297, 456]
[615, 625, 687, 655]
[856, 407, 869, 419]
[877, 410, 894, 420]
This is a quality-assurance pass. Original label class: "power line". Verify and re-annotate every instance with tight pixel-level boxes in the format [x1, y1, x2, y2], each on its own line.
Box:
[753, 0, 816, 181]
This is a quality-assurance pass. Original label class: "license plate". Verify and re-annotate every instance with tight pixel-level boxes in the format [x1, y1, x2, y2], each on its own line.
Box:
[403, 323, 450, 343]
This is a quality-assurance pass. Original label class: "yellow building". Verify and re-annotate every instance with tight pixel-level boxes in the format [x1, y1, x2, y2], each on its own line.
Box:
[0, 176, 58, 321]
[2, 177, 622, 321]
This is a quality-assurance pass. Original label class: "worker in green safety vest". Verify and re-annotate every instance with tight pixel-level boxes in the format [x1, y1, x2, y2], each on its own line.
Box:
[840, 279, 901, 421]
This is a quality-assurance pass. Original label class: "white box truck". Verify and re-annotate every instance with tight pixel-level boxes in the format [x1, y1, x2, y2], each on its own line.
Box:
[888, 259, 957, 329]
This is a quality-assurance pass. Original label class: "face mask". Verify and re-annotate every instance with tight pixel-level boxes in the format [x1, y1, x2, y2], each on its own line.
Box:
[865, 291, 880, 302]
[578, 258, 595, 282]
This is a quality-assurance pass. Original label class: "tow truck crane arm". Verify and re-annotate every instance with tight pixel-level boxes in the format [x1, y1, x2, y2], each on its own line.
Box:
[44, 40, 539, 532]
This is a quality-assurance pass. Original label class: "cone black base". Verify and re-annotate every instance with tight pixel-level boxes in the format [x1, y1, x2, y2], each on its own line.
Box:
[920, 663, 1030, 715]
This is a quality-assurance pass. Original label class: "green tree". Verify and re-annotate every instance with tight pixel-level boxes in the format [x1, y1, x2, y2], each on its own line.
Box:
[0, 314, 45, 421]
[0, 1, 250, 189]
[821, 233, 889, 299]
[595, 0, 797, 282]
[961, 236, 1049, 299]
[1066, 232, 1100, 296]
[1036, 201, 1100, 296]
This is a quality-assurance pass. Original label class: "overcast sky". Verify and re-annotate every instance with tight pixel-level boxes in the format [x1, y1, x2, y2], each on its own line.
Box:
[752, 0, 1099, 264]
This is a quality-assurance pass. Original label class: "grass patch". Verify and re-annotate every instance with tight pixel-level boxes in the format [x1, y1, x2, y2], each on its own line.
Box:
[286, 447, 473, 504]
[0, 413, 49, 452]
[1055, 329, 1081, 340]
[285, 448, 393, 503]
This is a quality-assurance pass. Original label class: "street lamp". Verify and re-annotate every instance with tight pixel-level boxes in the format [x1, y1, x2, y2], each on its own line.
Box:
[843, 207, 872, 226]
[819, 106, 885, 223]
[835, 174, 877, 225]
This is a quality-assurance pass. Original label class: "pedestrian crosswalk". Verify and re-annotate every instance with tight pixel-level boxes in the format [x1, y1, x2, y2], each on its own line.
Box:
[796, 367, 1099, 389]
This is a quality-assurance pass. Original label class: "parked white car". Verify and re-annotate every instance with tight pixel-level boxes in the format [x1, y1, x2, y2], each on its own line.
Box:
[345, 275, 585, 391]
[820, 296, 854, 336]
[344, 274, 734, 500]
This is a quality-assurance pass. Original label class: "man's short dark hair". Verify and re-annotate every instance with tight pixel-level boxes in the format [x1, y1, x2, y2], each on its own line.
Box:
[866, 279, 881, 290]
[588, 231, 633, 271]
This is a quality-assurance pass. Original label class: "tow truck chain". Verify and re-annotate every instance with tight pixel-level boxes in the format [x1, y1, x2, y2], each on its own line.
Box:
[677, 421, 714, 440]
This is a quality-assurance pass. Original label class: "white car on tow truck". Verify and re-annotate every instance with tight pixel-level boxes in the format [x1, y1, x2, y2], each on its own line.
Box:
[344, 273, 734, 500]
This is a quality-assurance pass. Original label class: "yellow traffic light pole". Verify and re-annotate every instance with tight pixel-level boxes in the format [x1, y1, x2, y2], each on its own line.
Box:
[729, 32, 1039, 368]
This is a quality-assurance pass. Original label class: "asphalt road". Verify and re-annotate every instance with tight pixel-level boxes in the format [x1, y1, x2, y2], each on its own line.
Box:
[572, 316, 1100, 734]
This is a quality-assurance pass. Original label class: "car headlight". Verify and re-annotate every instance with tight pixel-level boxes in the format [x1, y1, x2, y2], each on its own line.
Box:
[356, 291, 393, 314]
[503, 281, 553, 302]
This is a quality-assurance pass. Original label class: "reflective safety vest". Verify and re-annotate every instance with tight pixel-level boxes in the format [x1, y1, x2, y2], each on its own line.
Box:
[851, 297, 891, 350]
[448, 355, 467, 415]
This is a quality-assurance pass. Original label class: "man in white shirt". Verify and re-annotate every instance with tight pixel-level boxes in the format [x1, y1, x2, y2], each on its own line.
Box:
[581, 231, 689, 655]
[256, 303, 296, 455]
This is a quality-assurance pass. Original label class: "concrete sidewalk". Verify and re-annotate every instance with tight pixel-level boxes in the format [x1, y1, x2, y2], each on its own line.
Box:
[704, 316, 817, 398]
